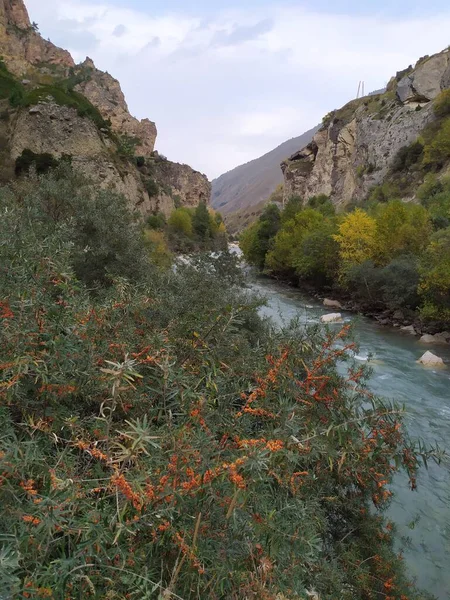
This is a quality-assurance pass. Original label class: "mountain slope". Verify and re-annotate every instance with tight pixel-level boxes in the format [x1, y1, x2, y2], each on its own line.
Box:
[211, 126, 319, 215]
[0, 0, 210, 216]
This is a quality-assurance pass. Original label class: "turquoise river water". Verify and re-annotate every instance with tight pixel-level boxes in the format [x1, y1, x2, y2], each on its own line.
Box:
[249, 273, 450, 600]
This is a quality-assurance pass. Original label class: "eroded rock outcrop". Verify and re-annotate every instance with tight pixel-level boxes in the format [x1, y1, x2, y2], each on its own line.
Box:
[74, 58, 157, 157]
[282, 48, 450, 208]
[0, 0, 209, 216]
[0, 0, 74, 76]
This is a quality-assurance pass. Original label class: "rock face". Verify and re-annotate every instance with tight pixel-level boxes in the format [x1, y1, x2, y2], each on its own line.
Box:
[0, 0, 209, 216]
[282, 49, 450, 208]
[417, 351, 445, 367]
[0, 0, 74, 76]
[397, 53, 450, 103]
[75, 59, 157, 157]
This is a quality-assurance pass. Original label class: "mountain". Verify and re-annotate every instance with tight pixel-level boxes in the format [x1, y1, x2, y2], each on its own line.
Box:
[0, 0, 210, 216]
[211, 126, 319, 215]
[282, 49, 450, 208]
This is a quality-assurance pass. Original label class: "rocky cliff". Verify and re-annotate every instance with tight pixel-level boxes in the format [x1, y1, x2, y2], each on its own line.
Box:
[0, 0, 210, 216]
[282, 49, 450, 208]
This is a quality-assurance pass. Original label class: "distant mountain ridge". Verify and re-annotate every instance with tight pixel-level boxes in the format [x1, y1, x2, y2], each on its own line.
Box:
[211, 126, 319, 215]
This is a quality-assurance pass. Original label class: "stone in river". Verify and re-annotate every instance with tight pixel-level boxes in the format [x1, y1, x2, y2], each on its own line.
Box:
[320, 313, 343, 324]
[417, 351, 445, 367]
[323, 298, 343, 309]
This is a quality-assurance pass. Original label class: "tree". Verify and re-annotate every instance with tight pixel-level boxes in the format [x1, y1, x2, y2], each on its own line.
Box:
[143, 228, 172, 270]
[192, 202, 211, 241]
[419, 227, 450, 321]
[168, 207, 193, 237]
[265, 209, 323, 275]
[374, 200, 431, 264]
[239, 221, 264, 268]
[294, 218, 340, 285]
[333, 209, 377, 269]
[240, 204, 281, 269]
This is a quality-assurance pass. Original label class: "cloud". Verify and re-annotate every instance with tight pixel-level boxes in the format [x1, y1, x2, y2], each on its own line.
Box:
[113, 24, 127, 37]
[24, 0, 450, 179]
[210, 18, 274, 48]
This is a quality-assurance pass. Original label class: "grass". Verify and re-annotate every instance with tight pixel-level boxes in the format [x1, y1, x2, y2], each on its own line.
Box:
[21, 85, 110, 130]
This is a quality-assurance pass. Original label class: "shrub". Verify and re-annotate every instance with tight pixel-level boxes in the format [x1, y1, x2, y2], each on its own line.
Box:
[433, 89, 450, 119]
[423, 117, 450, 169]
[0, 60, 24, 103]
[117, 134, 141, 158]
[0, 243, 429, 599]
[143, 228, 172, 270]
[5, 164, 151, 289]
[391, 140, 424, 172]
[146, 211, 167, 230]
[15, 149, 59, 176]
[145, 177, 159, 197]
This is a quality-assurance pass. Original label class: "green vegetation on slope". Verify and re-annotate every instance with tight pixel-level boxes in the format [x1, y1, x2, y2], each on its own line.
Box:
[0, 166, 435, 600]
[0, 59, 110, 130]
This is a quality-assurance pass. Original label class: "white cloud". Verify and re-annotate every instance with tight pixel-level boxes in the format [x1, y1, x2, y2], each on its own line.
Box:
[25, 0, 450, 178]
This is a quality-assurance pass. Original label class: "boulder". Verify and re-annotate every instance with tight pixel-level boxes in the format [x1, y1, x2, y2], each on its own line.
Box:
[420, 332, 450, 345]
[434, 331, 450, 343]
[323, 298, 342, 309]
[417, 351, 445, 367]
[397, 52, 450, 103]
[400, 325, 417, 335]
[320, 313, 343, 324]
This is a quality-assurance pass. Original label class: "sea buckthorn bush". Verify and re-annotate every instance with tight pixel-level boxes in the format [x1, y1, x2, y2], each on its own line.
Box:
[0, 170, 435, 599]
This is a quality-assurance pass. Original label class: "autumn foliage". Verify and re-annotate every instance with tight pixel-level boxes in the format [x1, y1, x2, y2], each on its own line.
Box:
[0, 170, 434, 599]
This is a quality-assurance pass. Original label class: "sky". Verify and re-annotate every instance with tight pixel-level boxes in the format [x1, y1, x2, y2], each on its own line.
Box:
[24, 0, 450, 179]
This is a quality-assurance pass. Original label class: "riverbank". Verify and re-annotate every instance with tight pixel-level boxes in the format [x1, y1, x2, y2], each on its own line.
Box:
[262, 269, 450, 342]
[249, 272, 450, 600]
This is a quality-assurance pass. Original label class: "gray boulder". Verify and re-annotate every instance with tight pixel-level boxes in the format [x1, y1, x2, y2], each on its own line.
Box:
[420, 332, 450, 345]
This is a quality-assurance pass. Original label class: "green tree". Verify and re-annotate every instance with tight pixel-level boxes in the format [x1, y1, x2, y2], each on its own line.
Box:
[374, 200, 431, 264]
[294, 218, 340, 285]
[192, 201, 211, 240]
[240, 204, 281, 269]
[419, 227, 450, 321]
[265, 209, 324, 275]
[168, 207, 193, 237]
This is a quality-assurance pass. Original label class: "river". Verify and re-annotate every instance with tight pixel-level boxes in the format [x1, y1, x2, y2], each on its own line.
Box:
[248, 272, 450, 600]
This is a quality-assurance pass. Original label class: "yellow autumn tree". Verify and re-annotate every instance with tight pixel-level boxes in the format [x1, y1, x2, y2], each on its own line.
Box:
[333, 209, 377, 269]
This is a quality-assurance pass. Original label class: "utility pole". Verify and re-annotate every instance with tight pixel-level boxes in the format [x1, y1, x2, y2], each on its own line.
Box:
[356, 81, 365, 99]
